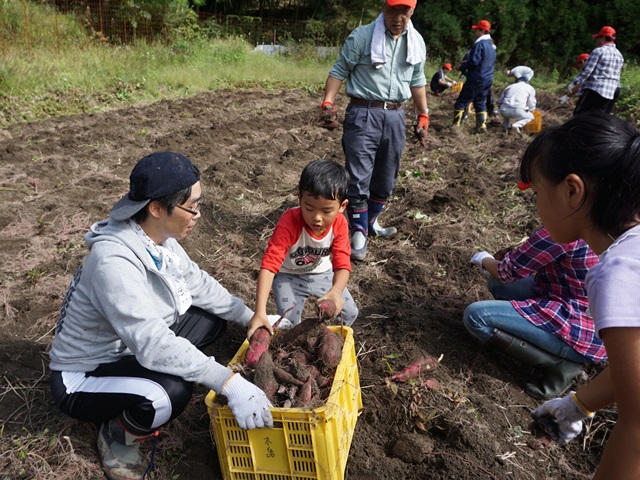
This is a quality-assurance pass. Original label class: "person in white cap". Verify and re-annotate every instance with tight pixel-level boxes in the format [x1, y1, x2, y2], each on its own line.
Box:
[567, 26, 623, 116]
[498, 65, 537, 133]
[49, 152, 293, 480]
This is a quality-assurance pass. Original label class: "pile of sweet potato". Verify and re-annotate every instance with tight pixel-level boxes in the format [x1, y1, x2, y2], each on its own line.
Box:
[241, 317, 345, 408]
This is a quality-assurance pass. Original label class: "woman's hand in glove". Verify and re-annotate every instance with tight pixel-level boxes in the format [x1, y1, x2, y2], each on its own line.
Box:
[221, 373, 273, 430]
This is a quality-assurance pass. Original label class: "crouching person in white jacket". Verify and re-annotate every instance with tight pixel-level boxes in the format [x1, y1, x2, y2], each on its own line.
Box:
[498, 66, 537, 133]
[49, 152, 292, 480]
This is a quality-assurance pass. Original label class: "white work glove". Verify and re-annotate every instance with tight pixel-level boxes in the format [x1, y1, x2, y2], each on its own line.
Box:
[559, 95, 569, 105]
[531, 391, 592, 444]
[446, 82, 453, 87]
[267, 314, 294, 331]
[221, 373, 274, 430]
[452, 81, 457, 85]
[469, 251, 493, 276]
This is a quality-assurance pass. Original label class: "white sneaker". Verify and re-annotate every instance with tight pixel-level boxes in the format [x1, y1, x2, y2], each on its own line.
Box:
[97, 422, 148, 480]
[351, 231, 367, 262]
[370, 219, 397, 237]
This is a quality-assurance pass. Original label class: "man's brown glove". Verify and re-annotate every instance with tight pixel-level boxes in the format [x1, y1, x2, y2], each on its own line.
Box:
[414, 112, 429, 146]
[320, 101, 339, 130]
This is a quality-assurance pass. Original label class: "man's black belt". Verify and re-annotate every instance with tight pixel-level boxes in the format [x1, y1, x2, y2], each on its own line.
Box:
[350, 98, 403, 110]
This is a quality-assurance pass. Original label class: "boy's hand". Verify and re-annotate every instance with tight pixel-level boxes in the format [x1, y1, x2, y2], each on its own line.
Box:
[317, 292, 344, 320]
[247, 313, 271, 339]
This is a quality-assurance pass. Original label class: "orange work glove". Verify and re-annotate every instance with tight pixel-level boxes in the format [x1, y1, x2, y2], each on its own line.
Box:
[417, 113, 429, 133]
[414, 112, 429, 146]
[320, 101, 339, 130]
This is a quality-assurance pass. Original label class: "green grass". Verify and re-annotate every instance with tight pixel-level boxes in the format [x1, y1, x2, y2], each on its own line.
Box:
[1, 0, 640, 128]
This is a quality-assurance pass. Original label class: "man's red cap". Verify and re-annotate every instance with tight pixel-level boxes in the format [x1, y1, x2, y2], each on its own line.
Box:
[592, 26, 616, 39]
[471, 20, 491, 32]
[575, 53, 589, 67]
[443, 63, 452, 71]
[386, 0, 417, 8]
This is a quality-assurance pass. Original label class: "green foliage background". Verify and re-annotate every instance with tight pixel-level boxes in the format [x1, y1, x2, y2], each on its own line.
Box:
[412, 0, 640, 73]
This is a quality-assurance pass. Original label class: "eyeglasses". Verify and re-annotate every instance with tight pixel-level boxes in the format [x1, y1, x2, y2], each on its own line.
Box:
[175, 202, 202, 216]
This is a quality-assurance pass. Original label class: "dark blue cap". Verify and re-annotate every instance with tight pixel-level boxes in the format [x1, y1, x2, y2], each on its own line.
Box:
[110, 152, 200, 221]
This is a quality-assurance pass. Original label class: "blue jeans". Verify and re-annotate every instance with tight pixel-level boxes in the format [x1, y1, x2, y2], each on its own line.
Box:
[463, 277, 588, 363]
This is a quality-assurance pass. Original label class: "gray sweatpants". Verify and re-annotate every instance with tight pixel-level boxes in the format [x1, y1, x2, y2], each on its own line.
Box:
[272, 271, 358, 326]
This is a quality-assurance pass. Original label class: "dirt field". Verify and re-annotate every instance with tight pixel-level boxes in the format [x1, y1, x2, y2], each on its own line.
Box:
[0, 88, 613, 479]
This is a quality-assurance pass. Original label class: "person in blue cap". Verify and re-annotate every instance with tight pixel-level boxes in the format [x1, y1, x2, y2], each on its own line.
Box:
[48, 152, 292, 480]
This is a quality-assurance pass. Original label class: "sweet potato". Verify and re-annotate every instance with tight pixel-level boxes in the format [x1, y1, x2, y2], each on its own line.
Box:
[388, 356, 439, 383]
[274, 366, 304, 386]
[272, 317, 322, 347]
[317, 328, 344, 368]
[245, 327, 271, 369]
[253, 351, 278, 402]
[291, 361, 320, 383]
[317, 299, 337, 319]
[296, 376, 313, 406]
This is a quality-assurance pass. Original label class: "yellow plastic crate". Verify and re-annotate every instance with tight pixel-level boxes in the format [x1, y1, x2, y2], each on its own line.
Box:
[205, 326, 362, 480]
[524, 109, 542, 133]
[450, 81, 463, 93]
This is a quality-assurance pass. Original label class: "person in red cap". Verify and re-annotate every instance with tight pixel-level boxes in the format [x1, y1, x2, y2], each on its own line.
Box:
[565, 26, 623, 116]
[575, 53, 589, 70]
[320, 0, 428, 262]
[430, 62, 457, 95]
[451, 19, 496, 132]
[559, 54, 590, 106]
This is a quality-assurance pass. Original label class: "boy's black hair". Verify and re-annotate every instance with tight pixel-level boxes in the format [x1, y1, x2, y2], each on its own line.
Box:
[519, 111, 640, 236]
[298, 159, 349, 203]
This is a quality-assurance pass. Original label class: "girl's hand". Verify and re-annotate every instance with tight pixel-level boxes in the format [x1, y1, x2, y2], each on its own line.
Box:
[530, 392, 592, 444]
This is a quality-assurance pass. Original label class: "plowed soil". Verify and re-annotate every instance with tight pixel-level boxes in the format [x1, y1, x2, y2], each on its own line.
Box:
[0, 88, 610, 479]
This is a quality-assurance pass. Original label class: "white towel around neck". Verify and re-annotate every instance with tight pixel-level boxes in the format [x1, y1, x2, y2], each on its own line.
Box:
[370, 13, 425, 68]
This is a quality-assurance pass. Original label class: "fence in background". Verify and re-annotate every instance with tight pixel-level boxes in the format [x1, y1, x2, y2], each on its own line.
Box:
[0, 0, 356, 54]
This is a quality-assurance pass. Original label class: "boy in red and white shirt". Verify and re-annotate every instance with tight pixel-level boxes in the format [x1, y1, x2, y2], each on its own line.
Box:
[247, 160, 358, 333]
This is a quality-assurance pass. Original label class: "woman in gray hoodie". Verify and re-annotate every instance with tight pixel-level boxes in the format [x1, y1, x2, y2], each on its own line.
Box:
[49, 152, 289, 480]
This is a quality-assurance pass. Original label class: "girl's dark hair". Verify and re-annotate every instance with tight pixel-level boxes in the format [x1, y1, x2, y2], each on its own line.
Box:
[299, 159, 349, 203]
[520, 111, 640, 236]
[131, 164, 201, 223]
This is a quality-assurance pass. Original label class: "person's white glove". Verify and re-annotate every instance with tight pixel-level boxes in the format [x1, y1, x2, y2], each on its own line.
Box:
[452, 81, 457, 85]
[559, 95, 569, 105]
[531, 391, 592, 444]
[267, 314, 294, 331]
[446, 82, 453, 87]
[221, 373, 274, 430]
[469, 251, 493, 276]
